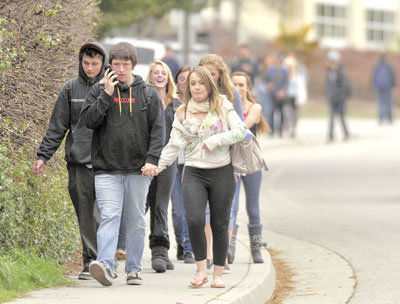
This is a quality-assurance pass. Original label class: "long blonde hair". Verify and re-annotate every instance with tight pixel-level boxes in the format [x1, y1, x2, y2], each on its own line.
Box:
[180, 66, 223, 117]
[147, 60, 178, 105]
[198, 54, 234, 103]
[231, 71, 270, 134]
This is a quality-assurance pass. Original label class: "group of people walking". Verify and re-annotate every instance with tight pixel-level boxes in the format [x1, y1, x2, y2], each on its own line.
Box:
[33, 40, 268, 289]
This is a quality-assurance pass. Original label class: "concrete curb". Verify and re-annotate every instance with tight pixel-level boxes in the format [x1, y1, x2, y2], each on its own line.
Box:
[208, 242, 275, 304]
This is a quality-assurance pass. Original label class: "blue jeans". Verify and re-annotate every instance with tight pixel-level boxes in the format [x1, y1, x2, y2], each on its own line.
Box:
[376, 90, 393, 123]
[230, 171, 262, 227]
[171, 164, 193, 254]
[95, 173, 151, 274]
[117, 204, 126, 251]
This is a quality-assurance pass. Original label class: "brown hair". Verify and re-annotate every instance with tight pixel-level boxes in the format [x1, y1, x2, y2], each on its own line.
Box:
[146, 60, 177, 105]
[181, 66, 223, 117]
[231, 71, 270, 134]
[109, 42, 138, 67]
[198, 54, 234, 103]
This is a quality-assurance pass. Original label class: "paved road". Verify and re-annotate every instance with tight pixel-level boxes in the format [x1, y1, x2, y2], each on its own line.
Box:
[258, 118, 400, 304]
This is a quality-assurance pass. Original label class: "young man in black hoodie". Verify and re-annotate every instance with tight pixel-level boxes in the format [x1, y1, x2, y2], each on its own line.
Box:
[80, 42, 165, 286]
[33, 42, 107, 280]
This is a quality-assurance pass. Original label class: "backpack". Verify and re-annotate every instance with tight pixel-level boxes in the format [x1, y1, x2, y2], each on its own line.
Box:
[374, 65, 392, 90]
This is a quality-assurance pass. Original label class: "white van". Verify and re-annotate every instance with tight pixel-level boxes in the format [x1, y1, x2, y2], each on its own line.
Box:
[101, 37, 165, 80]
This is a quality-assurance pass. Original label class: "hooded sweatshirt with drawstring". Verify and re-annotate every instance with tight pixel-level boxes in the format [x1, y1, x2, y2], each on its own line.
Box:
[80, 74, 165, 175]
[36, 42, 107, 165]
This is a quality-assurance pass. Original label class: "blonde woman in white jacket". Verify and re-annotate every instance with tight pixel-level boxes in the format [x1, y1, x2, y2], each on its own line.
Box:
[157, 66, 245, 288]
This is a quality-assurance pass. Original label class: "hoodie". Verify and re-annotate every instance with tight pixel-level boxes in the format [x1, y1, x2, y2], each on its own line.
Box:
[36, 42, 107, 165]
[80, 75, 165, 175]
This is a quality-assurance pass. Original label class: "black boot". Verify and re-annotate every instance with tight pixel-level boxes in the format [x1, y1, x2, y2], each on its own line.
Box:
[151, 246, 167, 273]
[248, 225, 266, 264]
[165, 250, 175, 270]
[176, 245, 184, 261]
[227, 224, 239, 264]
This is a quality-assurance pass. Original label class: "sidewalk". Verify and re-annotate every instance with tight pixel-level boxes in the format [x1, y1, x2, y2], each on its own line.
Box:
[9, 216, 275, 304]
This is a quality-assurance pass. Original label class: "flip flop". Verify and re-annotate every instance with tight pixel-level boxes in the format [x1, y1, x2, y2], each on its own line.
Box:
[210, 279, 225, 288]
[188, 276, 208, 288]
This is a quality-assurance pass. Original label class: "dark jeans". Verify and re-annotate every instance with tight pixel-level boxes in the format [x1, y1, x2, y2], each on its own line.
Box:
[182, 164, 235, 266]
[67, 164, 99, 266]
[269, 96, 285, 136]
[376, 90, 393, 123]
[231, 170, 262, 227]
[171, 164, 193, 254]
[328, 100, 349, 141]
[147, 163, 177, 249]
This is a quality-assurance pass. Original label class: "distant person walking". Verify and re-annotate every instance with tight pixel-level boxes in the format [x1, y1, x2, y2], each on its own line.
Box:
[264, 53, 288, 137]
[80, 41, 165, 286]
[161, 45, 180, 78]
[157, 66, 246, 288]
[372, 54, 396, 125]
[171, 65, 196, 264]
[230, 43, 259, 84]
[325, 50, 351, 142]
[32, 42, 106, 280]
[282, 51, 308, 138]
[146, 60, 182, 273]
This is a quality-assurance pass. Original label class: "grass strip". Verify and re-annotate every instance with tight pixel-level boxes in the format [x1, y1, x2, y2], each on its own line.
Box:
[0, 250, 73, 303]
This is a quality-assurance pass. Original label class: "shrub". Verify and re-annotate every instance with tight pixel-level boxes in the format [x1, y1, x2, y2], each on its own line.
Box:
[0, 143, 80, 262]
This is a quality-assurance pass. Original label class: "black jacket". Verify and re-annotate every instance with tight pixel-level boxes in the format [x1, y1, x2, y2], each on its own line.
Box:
[325, 66, 351, 104]
[164, 99, 182, 145]
[36, 42, 107, 165]
[80, 76, 165, 174]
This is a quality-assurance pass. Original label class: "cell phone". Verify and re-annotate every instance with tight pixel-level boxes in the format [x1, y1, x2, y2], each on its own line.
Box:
[106, 66, 118, 83]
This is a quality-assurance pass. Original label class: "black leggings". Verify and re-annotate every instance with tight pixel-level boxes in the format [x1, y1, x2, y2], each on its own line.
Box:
[182, 164, 236, 266]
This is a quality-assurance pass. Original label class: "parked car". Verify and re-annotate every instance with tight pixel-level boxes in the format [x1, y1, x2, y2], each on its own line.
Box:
[100, 37, 165, 79]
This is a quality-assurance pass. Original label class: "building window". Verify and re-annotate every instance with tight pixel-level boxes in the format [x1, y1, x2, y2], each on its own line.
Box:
[366, 9, 396, 43]
[315, 4, 347, 39]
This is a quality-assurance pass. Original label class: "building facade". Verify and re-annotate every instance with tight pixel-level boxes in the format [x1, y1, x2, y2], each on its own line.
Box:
[201, 0, 400, 50]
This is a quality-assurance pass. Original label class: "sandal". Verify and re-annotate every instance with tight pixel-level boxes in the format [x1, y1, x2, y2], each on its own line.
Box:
[210, 279, 225, 288]
[188, 275, 208, 288]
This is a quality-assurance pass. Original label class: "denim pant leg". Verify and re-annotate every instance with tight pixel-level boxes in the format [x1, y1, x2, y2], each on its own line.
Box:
[242, 171, 262, 226]
[117, 203, 126, 251]
[171, 165, 193, 254]
[379, 90, 393, 122]
[230, 177, 241, 228]
[124, 174, 152, 273]
[95, 174, 124, 272]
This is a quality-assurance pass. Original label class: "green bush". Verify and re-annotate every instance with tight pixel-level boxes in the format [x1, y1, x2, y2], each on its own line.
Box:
[0, 144, 80, 262]
[0, 250, 72, 303]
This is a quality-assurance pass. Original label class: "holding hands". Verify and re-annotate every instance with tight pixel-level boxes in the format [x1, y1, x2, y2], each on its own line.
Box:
[141, 163, 159, 177]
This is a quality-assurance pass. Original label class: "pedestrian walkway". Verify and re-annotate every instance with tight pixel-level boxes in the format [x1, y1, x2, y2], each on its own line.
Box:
[9, 214, 275, 304]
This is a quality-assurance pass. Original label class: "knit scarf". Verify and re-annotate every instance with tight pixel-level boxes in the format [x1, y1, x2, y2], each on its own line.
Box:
[187, 98, 210, 113]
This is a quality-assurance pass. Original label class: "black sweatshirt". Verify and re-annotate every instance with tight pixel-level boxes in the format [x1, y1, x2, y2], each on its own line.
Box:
[36, 42, 107, 165]
[80, 76, 165, 175]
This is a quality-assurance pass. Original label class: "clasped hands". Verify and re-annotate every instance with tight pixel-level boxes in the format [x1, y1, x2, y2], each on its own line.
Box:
[141, 163, 160, 177]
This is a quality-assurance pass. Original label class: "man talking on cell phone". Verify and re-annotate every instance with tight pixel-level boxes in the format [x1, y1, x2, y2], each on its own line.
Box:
[80, 41, 165, 287]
